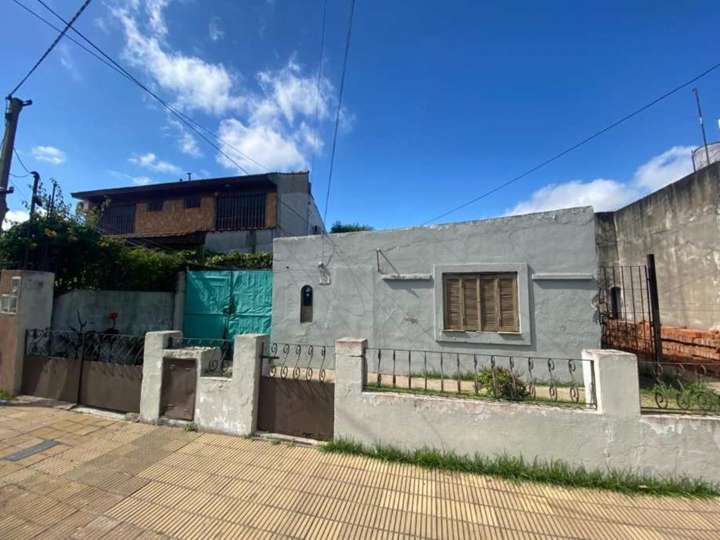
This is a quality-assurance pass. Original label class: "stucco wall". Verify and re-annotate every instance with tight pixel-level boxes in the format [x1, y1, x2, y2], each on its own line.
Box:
[597, 163, 720, 329]
[335, 341, 720, 483]
[52, 289, 174, 335]
[272, 207, 600, 358]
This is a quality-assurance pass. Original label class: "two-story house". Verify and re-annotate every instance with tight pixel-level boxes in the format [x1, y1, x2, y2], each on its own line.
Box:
[72, 171, 324, 252]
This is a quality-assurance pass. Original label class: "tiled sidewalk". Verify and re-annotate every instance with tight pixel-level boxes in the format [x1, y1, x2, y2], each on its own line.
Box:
[1, 405, 719, 539]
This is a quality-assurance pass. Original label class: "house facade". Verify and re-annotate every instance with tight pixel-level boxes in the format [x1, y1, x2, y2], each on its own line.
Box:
[271, 206, 599, 357]
[72, 171, 324, 252]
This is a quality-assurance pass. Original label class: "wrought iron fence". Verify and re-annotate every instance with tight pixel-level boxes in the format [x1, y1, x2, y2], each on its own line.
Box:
[260, 342, 335, 383]
[363, 348, 596, 408]
[168, 336, 234, 377]
[25, 328, 144, 365]
[638, 360, 720, 415]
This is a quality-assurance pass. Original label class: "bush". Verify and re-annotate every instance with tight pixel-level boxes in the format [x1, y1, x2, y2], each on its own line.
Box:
[476, 366, 528, 401]
[330, 221, 373, 233]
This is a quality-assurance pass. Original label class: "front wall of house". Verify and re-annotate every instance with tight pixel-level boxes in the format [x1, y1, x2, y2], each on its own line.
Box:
[271, 207, 600, 357]
[135, 195, 216, 235]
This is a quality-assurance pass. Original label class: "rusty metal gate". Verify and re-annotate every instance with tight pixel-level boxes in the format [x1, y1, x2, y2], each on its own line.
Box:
[160, 358, 197, 421]
[257, 343, 335, 441]
[597, 254, 662, 362]
[22, 329, 144, 413]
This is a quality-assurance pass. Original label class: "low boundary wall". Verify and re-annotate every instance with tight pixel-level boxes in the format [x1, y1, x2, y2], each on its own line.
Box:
[335, 339, 720, 484]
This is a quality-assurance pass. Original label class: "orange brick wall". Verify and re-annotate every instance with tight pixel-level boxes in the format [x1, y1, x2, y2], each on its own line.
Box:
[605, 319, 720, 364]
[134, 195, 215, 236]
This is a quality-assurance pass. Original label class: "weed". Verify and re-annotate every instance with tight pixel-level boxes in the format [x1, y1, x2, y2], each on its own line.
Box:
[321, 438, 719, 498]
[184, 423, 198, 432]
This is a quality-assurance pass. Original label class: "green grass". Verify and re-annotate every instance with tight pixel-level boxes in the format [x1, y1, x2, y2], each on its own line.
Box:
[321, 438, 720, 498]
[0, 389, 11, 401]
[364, 382, 588, 409]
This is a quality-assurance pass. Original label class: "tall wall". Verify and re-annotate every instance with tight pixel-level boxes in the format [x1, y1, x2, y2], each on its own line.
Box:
[597, 163, 720, 329]
[52, 289, 174, 335]
[272, 207, 600, 358]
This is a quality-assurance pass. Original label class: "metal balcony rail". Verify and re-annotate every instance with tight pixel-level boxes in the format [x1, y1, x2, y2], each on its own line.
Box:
[363, 347, 596, 408]
[260, 342, 335, 383]
[638, 360, 720, 415]
[25, 328, 144, 365]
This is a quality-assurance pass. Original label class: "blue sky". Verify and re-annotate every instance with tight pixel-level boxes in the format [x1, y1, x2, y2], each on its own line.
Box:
[2, 0, 720, 230]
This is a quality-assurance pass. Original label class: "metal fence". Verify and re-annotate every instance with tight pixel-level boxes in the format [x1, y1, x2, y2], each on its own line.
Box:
[638, 360, 720, 415]
[25, 329, 144, 365]
[168, 336, 234, 377]
[363, 348, 596, 408]
[260, 342, 335, 383]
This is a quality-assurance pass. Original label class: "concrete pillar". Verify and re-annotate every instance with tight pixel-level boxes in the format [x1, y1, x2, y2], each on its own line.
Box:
[229, 333, 268, 436]
[0, 270, 54, 395]
[582, 349, 640, 417]
[334, 337, 368, 439]
[140, 330, 181, 422]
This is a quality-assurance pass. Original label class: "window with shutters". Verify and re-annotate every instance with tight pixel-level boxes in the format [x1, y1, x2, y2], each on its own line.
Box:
[443, 273, 518, 333]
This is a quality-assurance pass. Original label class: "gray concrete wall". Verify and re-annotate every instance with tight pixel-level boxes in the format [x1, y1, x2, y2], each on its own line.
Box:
[336, 340, 720, 484]
[272, 207, 600, 358]
[596, 163, 720, 329]
[52, 289, 174, 335]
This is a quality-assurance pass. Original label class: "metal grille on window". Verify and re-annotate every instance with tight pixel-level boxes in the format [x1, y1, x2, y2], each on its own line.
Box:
[185, 196, 201, 209]
[216, 193, 267, 230]
[100, 204, 135, 234]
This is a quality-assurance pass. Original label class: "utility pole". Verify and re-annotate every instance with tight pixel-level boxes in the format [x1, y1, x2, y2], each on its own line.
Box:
[48, 178, 58, 216]
[29, 172, 40, 218]
[0, 96, 32, 226]
[692, 88, 711, 169]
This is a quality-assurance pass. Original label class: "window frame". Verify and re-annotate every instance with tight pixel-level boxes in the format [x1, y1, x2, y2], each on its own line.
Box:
[184, 195, 202, 209]
[147, 199, 164, 212]
[442, 272, 518, 333]
[433, 263, 531, 346]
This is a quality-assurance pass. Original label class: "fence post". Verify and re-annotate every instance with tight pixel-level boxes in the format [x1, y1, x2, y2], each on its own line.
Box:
[582, 349, 640, 417]
[334, 337, 368, 440]
[76, 332, 86, 406]
[646, 254, 663, 363]
[140, 330, 182, 422]
[231, 333, 268, 436]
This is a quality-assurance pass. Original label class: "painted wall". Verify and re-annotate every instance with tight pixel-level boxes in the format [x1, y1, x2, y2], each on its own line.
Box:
[52, 289, 174, 335]
[336, 341, 720, 484]
[596, 163, 720, 329]
[272, 207, 600, 358]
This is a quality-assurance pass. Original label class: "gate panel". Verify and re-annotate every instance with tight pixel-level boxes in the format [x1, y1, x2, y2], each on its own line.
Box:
[258, 379, 335, 440]
[21, 356, 80, 403]
[160, 358, 197, 421]
[80, 363, 143, 413]
[258, 342, 335, 441]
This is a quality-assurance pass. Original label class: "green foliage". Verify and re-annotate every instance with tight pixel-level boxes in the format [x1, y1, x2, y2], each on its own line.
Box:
[330, 221, 373, 233]
[322, 439, 720, 498]
[652, 381, 720, 412]
[0, 389, 11, 401]
[476, 367, 529, 401]
[0, 211, 272, 293]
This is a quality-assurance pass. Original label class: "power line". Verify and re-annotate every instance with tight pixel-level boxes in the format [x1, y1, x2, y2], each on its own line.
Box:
[422, 61, 720, 225]
[13, 148, 31, 174]
[310, 0, 329, 181]
[321, 0, 356, 226]
[29, 0, 268, 175]
[7, 0, 93, 96]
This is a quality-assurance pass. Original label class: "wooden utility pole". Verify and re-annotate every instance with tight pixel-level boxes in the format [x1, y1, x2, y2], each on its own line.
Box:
[0, 97, 32, 226]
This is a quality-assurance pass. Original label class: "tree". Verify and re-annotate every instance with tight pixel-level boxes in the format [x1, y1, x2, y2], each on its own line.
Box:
[330, 221, 374, 233]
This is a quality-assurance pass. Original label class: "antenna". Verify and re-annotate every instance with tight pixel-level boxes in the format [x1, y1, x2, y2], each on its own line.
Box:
[187, 172, 192, 181]
[692, 88, 711, 169]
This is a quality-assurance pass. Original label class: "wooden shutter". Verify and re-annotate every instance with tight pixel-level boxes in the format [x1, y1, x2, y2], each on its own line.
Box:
[479, 277, 498, 332]
[498, 276, 518, 332]
[444, 277, 462, 330]
[462, 277, 479, 331]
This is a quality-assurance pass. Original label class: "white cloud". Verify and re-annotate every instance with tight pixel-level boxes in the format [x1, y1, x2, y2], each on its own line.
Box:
[129, 152, 181, 174]
[209, 17, 224, 42]
[113, 1, 343, 174]
[2, 210, 29, 231]
[217, 119, 306, 173]
[31, 145, 66, 165]
[58, 44, 81, 81]
[506, 179, 639, 216]
[132, 176, 153, 186]
[506, 145, 696, 216]
[632, 145, 694, 191]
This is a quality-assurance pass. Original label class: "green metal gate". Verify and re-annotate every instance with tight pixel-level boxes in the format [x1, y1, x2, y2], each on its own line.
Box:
[183, 270, 272, 340]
